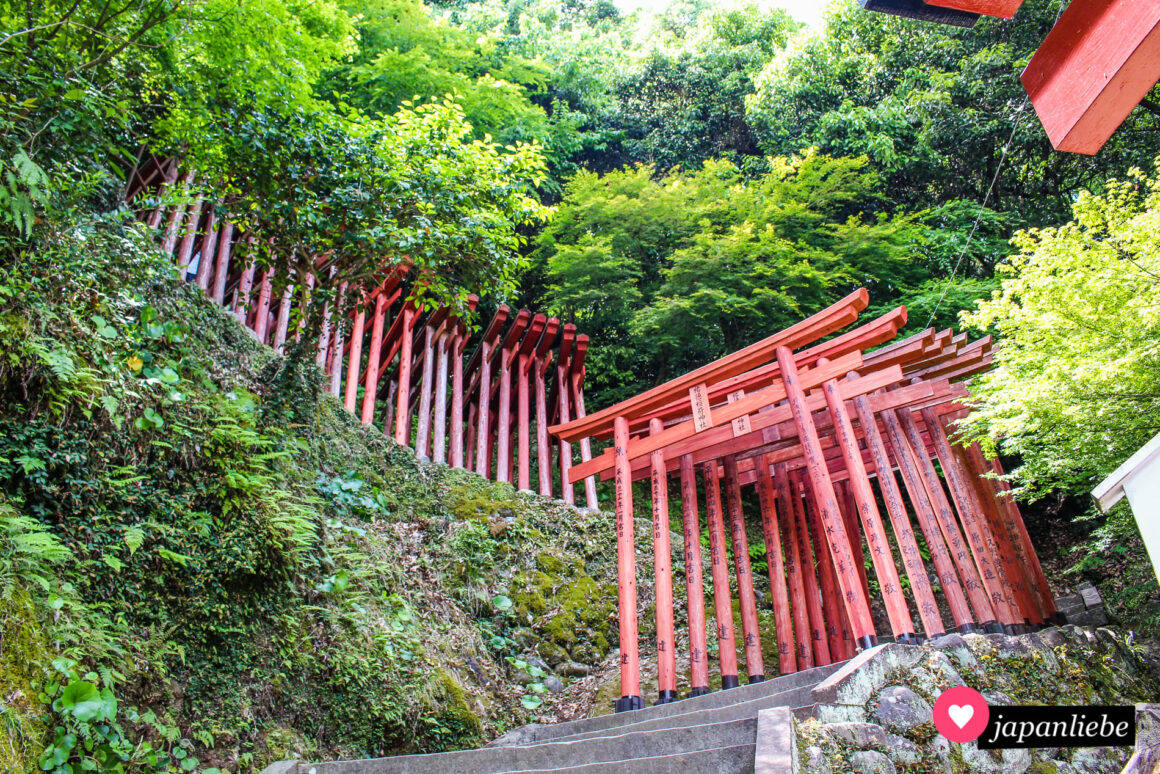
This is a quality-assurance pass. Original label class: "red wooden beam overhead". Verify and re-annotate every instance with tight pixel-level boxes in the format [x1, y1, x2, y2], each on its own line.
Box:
[550, 289, 870, 442]
[1022, 0, 1160, 154]
[925, 0, 1022, 18]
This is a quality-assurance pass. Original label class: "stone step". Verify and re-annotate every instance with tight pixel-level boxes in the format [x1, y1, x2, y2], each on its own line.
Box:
[545, 684, 814, 744]
[489, 660, 845, 747]
[304, 718, 755, 774]
[497, 743, 756, 774]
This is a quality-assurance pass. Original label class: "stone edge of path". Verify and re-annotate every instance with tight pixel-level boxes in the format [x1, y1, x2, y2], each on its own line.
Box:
[753, 706, 796, 774]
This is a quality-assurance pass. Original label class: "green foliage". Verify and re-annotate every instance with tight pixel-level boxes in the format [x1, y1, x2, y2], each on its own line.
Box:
[36, 658, 223, 773]
[0, 504, 68, 598]
[746, 0, 1160, 228]
[534, 153, 927, 404]
[962, 163, 1160, 499]
[0, 215, 621, 769]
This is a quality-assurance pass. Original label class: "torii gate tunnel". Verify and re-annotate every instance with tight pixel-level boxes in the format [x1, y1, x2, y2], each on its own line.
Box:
[125, 157, 599, 503]
[550, 290, 1060, 712]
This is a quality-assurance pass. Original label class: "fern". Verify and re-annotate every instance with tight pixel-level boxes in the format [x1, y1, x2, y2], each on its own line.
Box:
[0, 506, 70, 599]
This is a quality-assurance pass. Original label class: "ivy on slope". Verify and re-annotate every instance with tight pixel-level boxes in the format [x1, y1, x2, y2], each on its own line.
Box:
[0, 213, 620, 772]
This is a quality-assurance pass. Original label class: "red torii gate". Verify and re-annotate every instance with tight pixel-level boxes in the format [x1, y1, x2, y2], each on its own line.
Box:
[550, 291, 1056, 712]
[856, 0, 1160, 156]
[125, 158, 598, 503]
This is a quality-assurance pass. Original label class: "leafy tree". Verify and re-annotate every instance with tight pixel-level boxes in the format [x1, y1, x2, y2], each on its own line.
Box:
[610, 5, 798, 170]
[322, 0, 580, 182]
[534, 153, 929, 404]
[962, 164, 1160, 499]
[746, 0, 1160, 228]
[201, 97, 551, 324]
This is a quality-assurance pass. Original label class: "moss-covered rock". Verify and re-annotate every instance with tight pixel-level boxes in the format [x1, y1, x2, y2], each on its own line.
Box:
[0, 591, 51, 772]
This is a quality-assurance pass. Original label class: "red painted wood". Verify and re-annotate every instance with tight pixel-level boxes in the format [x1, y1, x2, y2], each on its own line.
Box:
[957, 443, 1041, 625]
[294, 272, 315, 344]
[755, 460, 796, 674]
[360, 292, 388, 425]
[394, 306, 416, 444]
[516, 348, 532, 488]
[161, 171, 195, 255]
[535, 354, 554, 496]
[327, 284, 347, 397]
[851, 393, 944, 638]
[614, 416, 641, 701]
[344, 306, 366, 413]
[641, 307, 906, 431]
[788, 471, 830, 666]
[775, 345, 877, 646]
[465, 402, 478, 472]
[494, 312, 532, 484]
[679, 454, 711, 691]
[823, 377, 916, 639]
[922, 407, 1018, 626]
[896, 409, 997, 626]
[415, 324, 438, 459]
[774, 464, 813, 670]
[231, 257, 255, 322]
[880, 408, 974, 631]
[982, 451, 1058, 619]
[552, 290, 870, 443]
[433, 329, 451, 464]
[450, 325, 467, 468]
[175, 199, 205, 270]
[475, 337, 494, 477]
[571, 337, 600, 509]
[1022, 0, 1160, 155]
[317, 290, 333, 370]
[533, 318, 561, 496]
[517, 316, 547, 490]
[575, 352, 875, 483]
[253, 269, 274, 344]
[383, 379, 397, 437]
[802, 477, 849, 661]
[194, 208, 217, 290]
[703, 461, 740, 683]
[925, 0, 1022, 17]
[650, 419, 677, 698]
[722, 456, 764, 681]
[497, 337, 514, 484]
[272, 282, 293, 354]
[557, 328, 576, 504]
[211, 221, 234, 305]
[837, 480, 869, 603]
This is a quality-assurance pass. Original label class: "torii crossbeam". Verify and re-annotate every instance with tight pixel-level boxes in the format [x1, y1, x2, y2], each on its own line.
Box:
[550, 291, 1057, 712]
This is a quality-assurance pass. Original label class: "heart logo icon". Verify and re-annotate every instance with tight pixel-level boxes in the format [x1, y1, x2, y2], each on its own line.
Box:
[948, 704, 974, 729]
[934, 686, 989, 742]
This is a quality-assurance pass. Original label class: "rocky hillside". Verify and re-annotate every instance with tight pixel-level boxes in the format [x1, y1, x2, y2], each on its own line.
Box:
[799, 626, 1160, 773]
[0, 218, 626, 773]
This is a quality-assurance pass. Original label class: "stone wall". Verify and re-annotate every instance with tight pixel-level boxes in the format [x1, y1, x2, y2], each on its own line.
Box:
[796, 625, 1160, 773]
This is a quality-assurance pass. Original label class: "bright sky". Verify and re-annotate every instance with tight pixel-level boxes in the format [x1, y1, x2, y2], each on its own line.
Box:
[613, 0, 829, 29]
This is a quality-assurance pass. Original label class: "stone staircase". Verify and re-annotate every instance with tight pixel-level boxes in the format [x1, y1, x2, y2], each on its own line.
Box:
[265, 661, 845, 774]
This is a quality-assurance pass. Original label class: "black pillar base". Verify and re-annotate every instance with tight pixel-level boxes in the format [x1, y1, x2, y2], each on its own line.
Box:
[689, 686, 711, 698]
[614, 696, 644, 713]
[982, 620, 1004, 634]
[857, 635, 878, 650]
[896, 633, 920, 646]
[721, 675, 740, 690]
[748, 674, 765, 685]
[926, 632, 946, 641]
[958, 622, 980, 635]
[655, 690, 678, 705]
